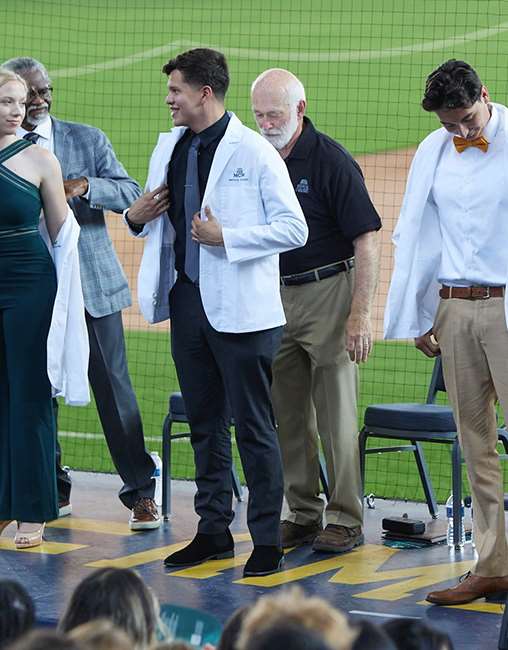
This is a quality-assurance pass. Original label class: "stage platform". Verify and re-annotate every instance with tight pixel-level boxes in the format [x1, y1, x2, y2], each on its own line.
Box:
[1, 471, 504, 650]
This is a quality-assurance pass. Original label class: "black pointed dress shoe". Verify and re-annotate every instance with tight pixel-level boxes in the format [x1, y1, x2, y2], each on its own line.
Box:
[243, 545, 284, 577]
[164, 530, 234, 567]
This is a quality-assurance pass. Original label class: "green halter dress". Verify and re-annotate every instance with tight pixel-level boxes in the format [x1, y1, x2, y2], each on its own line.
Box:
[0, 139, 58, 523]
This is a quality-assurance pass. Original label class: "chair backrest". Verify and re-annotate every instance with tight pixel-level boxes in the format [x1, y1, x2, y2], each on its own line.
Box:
[425, 356, 446, 404]
[158, 603, 222, 648]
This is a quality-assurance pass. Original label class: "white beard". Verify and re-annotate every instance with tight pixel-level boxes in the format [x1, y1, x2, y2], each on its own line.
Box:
[25, 105, 49, 126]
[260, 109, 299, 151]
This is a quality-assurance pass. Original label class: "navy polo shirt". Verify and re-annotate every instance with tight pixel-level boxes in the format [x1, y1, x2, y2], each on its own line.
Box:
[281, 117, 381, 276]
[167, 112, 230, 277]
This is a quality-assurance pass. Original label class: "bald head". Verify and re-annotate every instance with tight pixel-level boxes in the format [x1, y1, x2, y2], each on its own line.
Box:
[251, 68, 306, 154]
[251, 68, 306, 105]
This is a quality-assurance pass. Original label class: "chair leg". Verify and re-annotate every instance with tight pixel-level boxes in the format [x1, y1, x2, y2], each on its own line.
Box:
[358, 428, 368, 497]
[498, 429, 508, 454]
[231, 466, 243, 502]
[451, 438, 463, 547]
[162, 416, 173, 521]
[319, 451, 330, 501]
[413, 442, 438, 519]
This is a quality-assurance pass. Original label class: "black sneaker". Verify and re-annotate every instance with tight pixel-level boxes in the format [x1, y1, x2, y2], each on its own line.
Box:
[243, 545, 284, 577]
[164, 530, 234, 567]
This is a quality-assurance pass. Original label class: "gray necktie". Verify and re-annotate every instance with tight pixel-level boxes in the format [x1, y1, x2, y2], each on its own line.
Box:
[184, 135, 201, 282]
[23, 132, 39, 144]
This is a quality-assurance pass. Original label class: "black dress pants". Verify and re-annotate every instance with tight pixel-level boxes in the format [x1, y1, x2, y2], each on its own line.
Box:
[169, 279, 283, 546]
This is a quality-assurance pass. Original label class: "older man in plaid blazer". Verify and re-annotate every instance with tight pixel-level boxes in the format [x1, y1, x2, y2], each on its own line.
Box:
[3, 57, 160, 530]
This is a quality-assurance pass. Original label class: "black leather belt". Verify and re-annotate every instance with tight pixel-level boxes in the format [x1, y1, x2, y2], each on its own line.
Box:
[280, 259, 355, 286]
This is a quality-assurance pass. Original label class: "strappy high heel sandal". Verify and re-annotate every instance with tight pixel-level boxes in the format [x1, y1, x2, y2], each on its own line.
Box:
[14, 522, 45, 549]
[0, 520, 14, 536]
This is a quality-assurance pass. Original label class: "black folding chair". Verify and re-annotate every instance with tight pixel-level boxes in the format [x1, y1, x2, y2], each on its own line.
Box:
[359, 357, 508, 546]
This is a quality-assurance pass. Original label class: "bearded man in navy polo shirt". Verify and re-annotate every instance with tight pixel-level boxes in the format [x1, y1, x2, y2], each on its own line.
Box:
[251, 68, 381, 555]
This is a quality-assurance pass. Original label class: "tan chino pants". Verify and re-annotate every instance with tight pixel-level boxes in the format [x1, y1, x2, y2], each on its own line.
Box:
[272, 270, 363, 529]
[434, 297, 508, 576]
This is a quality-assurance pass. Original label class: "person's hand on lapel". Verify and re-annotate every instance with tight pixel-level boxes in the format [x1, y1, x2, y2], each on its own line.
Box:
[191, 205, 224, 246]
[127, 184, 170, 224]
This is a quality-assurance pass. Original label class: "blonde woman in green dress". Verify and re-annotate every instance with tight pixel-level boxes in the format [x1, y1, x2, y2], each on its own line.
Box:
[0, 68, 69, 548]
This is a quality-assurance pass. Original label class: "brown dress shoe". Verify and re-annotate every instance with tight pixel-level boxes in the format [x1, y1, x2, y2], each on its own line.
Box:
[129, 497, 161, 531]
[280, 520, 322, 549]
[426, 572, 508, 605]
[312, 524, 364, 553]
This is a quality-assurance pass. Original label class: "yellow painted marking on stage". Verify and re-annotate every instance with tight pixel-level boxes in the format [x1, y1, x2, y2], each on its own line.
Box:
[86, 541, 189, 568]
[86, 532, 252, 571]
[169, 552, 252, 579]
[417, 599, 504, 614]
[236, 544, 475, 601]
[47, 518, 133, 536]
[0, 539, 86, 554]
[325, 545, 474, 601]
[235, 548, 367, 586]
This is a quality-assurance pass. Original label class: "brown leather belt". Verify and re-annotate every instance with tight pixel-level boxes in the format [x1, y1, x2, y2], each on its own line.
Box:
[439, 285, 505, 300]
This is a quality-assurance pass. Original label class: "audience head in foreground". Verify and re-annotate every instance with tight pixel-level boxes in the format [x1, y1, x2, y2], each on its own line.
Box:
[237, 586, 356, 650]
[0, 580, 35, 650]
[8, 630, 84, 650]
[383, 618, 454, 650]
[59, 568, 160, 650]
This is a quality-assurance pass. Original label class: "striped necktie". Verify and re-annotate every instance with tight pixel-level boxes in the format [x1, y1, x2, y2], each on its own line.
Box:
[23, 131, 39, 144]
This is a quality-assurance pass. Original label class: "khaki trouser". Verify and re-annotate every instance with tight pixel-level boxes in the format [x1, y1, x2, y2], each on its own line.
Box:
[434, 297, 508, 576]
[272, 270, 363, 529]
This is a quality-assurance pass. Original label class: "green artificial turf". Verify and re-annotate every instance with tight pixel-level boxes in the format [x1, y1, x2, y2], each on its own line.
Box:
[2, 0, 508, 183]
[4, 0, 508, 503]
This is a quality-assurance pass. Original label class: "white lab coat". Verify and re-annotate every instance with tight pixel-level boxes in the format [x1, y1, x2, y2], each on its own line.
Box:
[384, 102, 508, 339]
[132, 112, 308, 333]
[40, 210, 90, 406]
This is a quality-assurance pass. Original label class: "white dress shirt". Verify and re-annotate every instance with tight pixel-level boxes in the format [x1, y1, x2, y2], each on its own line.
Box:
[431, 105, 507, 286]
[19, 116, 53, 151]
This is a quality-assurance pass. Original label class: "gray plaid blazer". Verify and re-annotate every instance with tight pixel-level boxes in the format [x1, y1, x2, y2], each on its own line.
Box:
[52, 117, 142, 317]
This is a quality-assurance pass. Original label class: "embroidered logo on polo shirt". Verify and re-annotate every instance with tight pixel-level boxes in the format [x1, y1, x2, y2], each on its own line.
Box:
[296, 178, 309, 193]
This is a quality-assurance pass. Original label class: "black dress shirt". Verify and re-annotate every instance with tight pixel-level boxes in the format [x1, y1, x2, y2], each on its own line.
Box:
[281, 117, 381, 276]
[167, 112, 230, 277]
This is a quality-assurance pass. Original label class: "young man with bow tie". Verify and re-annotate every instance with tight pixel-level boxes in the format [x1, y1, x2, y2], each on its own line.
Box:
[385, 59, 508, 605]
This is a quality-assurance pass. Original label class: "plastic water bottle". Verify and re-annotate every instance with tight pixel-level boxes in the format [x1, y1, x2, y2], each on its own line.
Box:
[150, 451, 162, 507]
[446, 494, 465, 547]
[470, 506, 475, 548]
[464, 495, 475, 547]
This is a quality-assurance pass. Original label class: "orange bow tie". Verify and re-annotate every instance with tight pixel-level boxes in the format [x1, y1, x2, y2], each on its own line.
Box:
[453, 135, 489, 153]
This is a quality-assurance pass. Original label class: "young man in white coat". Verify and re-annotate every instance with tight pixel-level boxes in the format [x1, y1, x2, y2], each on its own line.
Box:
[125, 48, 308, 577]
[385, 59, 508, 605]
